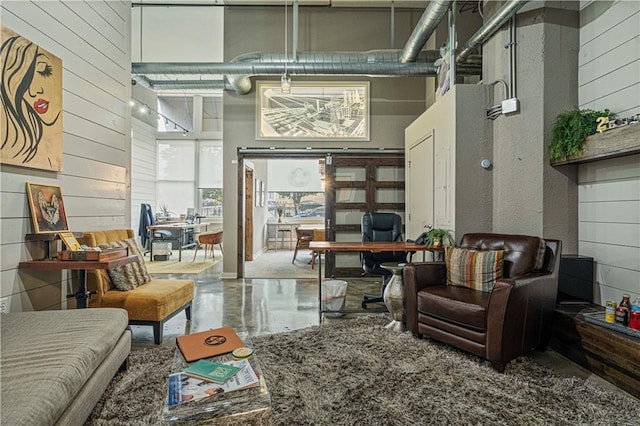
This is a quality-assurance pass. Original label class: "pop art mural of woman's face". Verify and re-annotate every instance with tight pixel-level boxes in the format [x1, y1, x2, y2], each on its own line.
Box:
[1, 25, 63, 172]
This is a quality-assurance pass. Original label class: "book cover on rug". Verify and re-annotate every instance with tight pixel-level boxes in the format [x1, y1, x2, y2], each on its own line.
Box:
[167, 360, 260, 407]
[176, 326, 245, 362]
[183, 359, 241, 384]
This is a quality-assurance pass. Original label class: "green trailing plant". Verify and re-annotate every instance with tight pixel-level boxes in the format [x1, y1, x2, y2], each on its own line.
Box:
[426, 228, 455, 247]
[549, 108, 611, 161]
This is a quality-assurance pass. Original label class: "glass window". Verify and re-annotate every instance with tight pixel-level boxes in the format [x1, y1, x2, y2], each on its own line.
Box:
[202, 96, 223, 132]
[200, 188, 223, 218]
[199, 141, 223, 187]
[157, 141, 195, 218]
[157, 96, 193, 132]
[158, 141, 195, 181]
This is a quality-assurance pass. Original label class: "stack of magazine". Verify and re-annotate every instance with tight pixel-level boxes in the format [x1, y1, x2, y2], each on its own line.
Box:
[167, 358, 260, 407]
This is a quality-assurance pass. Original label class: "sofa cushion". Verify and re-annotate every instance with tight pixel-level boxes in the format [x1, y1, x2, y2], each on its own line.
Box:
[100, 278, 195, 322]
[0, 309, 129, 426]
[417, 285, 490, 332]
[100, 238, 150, 291]
[445, 247, 504, 292]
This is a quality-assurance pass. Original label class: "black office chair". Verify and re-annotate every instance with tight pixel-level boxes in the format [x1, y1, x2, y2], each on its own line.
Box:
[138, 203, 172, 255]
[360, 212, 407, 309]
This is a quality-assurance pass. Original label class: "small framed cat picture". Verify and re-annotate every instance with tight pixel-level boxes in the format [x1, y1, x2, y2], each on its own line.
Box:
[25, 182, 70, 234]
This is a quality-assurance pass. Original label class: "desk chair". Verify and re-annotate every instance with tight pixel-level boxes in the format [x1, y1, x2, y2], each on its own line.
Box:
[292, 227, 314, 264]
[138, 203, 172, 255]
[192, 231, 223, 261]
[360, 212, 407, 309]
[311, 228, 325, 269]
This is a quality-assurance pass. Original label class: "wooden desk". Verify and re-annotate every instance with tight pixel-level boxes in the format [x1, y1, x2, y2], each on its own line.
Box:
[18, 255, 139, 308]
[309, 241, 443, 321]
[148, 223, 207, 261]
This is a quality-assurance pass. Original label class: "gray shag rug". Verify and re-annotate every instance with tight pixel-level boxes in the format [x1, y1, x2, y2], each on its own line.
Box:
[87, 316, 639, 425]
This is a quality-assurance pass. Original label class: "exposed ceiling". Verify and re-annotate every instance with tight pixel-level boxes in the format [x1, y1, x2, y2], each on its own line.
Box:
[133, 1, 430, 7]
[132, 0, 490, 94]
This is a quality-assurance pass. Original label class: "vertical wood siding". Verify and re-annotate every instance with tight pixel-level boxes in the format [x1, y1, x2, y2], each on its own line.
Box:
[0, 1, 131, 312]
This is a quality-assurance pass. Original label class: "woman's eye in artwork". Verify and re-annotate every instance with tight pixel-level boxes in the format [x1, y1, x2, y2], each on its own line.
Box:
[36, 61, 53, 78]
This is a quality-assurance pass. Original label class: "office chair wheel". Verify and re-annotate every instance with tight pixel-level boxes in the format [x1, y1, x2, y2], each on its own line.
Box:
[361, 301, 369, 309]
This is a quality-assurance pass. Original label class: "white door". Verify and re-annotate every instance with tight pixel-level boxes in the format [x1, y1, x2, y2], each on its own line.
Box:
[406, 131, 434, 240]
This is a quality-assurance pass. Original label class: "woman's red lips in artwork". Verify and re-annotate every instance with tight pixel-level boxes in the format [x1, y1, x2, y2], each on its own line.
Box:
[34, 99, 49, 114]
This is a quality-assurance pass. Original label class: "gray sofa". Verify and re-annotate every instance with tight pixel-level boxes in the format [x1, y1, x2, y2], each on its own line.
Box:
[0, 308, 131, 425]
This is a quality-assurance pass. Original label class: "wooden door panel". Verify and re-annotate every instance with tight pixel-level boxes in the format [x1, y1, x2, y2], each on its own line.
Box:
[325, 154, 405, 277]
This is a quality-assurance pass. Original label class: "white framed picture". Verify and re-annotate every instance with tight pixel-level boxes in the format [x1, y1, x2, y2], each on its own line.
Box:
[256, 81, 370, 141]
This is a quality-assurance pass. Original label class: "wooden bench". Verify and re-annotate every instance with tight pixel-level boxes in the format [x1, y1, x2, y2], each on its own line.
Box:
[78, 229, 194, 344]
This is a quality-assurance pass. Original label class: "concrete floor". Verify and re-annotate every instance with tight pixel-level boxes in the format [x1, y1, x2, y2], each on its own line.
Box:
[132, 255, 638, 402]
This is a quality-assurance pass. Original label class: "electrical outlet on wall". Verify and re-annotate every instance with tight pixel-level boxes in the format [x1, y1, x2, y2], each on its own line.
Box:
[0, 297, 9, 313]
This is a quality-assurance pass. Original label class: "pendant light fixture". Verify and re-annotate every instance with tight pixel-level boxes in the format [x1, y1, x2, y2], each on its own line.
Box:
[281, 0, 291, 94]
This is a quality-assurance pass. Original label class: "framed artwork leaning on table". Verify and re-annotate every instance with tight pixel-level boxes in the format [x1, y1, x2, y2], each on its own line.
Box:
[25, 182, 69, 233]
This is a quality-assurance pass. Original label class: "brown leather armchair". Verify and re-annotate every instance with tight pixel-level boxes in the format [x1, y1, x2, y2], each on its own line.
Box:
[404, 233, 561, 372]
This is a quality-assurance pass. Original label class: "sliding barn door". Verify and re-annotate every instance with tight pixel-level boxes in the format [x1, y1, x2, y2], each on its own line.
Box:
[324, 153, 405, 277]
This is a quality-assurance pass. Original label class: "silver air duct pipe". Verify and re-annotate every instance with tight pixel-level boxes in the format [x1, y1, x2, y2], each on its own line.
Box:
[132, 74, 233, 91]
[456, 0, 529, 64]
[400, 0, 453, 63]
[132, 60, 440, 76]
[132, 50, 481, 94]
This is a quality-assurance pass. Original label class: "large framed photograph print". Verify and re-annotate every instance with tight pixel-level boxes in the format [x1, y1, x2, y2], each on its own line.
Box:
[257, 81, 370, 141]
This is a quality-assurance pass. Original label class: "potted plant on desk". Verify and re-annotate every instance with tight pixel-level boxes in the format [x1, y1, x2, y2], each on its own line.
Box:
[426, 228, 455, 248]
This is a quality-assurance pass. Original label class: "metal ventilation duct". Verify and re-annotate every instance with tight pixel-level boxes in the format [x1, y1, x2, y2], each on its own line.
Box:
[400, 0, 453, 63]
[456, 0, 529, 64]
[132, 50, 481, 93]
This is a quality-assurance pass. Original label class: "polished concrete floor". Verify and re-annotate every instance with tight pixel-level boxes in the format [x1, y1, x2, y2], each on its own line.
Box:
[132, 253, 638, 401]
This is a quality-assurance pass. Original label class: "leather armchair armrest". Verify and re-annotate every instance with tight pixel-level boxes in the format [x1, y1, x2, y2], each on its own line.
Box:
[404, 262, 446, 335]
[486, 273, 557, 366]
[486, 278, 515, 366]
[403, 262, 446, 294]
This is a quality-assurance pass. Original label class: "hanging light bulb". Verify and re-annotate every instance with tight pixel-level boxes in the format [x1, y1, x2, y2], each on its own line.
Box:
[281, 0, 291, 94]
[281, 73, 291, 94]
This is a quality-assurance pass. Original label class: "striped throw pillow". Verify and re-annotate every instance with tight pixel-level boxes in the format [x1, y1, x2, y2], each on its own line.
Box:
[445, 247, 505, 292]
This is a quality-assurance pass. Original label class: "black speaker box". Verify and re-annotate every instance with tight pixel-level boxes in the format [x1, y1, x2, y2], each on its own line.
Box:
[558, 255, 594, 303]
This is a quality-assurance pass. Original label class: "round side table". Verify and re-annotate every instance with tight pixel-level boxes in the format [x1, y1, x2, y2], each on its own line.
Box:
[381, 262, 406, 332]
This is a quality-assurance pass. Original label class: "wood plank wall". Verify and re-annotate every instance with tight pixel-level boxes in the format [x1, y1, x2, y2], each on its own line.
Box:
[0, 1, 132, 312]
[577, 1, 640, 305]
[579, 1, 640, 116]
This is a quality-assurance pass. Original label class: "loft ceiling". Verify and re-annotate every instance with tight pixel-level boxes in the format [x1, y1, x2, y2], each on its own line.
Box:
[133, 1, 430, 7]
[132, 0, 489, 94]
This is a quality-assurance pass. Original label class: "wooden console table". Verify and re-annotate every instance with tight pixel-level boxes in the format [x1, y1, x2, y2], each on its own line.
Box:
[551, 304, 640, 399]
[18, 256, 138, 308]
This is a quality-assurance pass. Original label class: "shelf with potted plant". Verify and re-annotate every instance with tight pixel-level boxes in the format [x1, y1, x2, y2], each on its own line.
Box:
[549, 109, 640, 166]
